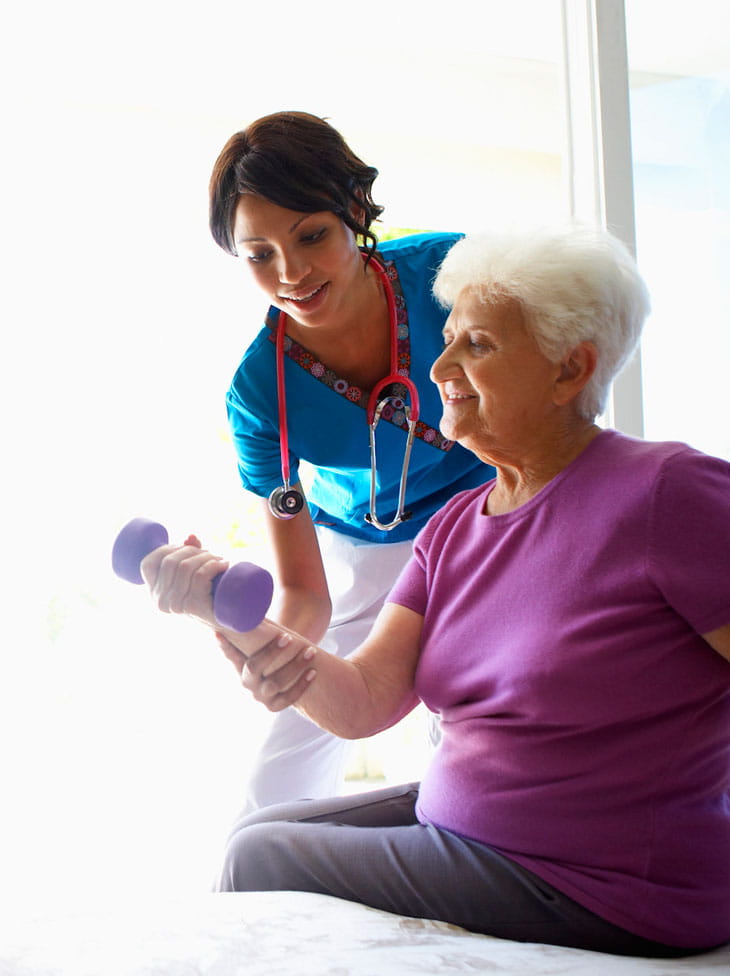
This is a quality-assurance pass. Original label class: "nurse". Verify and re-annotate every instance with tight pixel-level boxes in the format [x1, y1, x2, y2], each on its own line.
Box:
[207, 111, 494, 812]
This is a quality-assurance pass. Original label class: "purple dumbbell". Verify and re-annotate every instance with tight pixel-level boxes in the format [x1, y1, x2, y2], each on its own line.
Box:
[112, 517, 274, 633]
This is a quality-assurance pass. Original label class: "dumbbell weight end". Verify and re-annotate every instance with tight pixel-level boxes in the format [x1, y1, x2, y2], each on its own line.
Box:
[111, 517, 274, 632]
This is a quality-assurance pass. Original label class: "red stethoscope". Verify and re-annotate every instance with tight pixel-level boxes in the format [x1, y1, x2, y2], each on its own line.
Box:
[268, 256, 420, 531]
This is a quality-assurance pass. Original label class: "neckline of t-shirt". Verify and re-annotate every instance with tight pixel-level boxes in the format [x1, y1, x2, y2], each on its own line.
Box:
[477, 428, 616, 522]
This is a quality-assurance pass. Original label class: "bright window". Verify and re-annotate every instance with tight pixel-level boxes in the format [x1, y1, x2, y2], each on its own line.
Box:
[626, 0, 730, 459]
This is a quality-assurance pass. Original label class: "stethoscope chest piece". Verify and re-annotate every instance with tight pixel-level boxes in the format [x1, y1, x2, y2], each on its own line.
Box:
[268, 484, 305, 519]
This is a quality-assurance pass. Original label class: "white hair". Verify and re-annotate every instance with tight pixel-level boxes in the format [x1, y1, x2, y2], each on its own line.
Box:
[433, 225, 651, 420]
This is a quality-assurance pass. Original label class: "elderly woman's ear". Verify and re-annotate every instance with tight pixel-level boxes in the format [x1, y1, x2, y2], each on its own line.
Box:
[553, 341, 598, 407]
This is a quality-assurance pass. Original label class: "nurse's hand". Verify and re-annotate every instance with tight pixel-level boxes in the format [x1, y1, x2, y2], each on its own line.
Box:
[215, 630, 317, 712]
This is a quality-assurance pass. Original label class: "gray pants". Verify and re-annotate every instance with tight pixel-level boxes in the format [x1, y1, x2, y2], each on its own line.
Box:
[214, 782, 701, 958]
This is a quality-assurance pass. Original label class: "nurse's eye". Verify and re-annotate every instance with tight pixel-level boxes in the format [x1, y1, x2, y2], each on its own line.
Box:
[247, 249, 272, 264]
[300, 227, 326, 245]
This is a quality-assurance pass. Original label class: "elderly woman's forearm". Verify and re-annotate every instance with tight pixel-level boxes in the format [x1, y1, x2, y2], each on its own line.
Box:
[293, 604, 424, 738]
[238, 603, 422, 737]
[290, 654, 412, 739]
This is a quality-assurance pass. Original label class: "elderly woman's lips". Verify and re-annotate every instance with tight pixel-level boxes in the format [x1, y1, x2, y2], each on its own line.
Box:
[444, 392, 474, 402]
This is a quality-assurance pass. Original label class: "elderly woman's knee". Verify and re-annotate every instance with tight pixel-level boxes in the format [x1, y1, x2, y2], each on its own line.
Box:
[216, 821, 303, 893]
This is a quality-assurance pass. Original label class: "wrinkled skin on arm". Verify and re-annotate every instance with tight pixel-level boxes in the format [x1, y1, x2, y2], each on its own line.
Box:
[218, 602, 424, 739]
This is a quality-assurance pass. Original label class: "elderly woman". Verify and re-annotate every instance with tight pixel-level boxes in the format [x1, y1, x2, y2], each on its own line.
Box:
[144, 226, 730, 957]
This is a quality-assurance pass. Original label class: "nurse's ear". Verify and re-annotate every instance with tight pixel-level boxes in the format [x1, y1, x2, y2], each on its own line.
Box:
[553, 341, 598, 406]
[350, 202, 366, 228]
[348, 187, 368, 230]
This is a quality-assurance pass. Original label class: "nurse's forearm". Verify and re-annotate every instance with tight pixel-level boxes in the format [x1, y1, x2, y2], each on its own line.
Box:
[270, 585, 332, 646]
[262, 492, 333, 645]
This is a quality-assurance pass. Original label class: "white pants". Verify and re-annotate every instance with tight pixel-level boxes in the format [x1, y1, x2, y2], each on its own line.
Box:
[237, 528, 414, 815]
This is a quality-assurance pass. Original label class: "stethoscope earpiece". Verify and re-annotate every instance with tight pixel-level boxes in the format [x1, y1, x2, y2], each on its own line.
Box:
[268, 485, 305, 520]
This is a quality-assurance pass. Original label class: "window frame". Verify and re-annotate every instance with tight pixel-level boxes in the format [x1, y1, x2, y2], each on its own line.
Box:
[561, 0, 644, 436]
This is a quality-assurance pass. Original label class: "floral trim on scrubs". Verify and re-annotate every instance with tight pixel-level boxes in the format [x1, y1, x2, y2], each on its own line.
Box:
[267, 252, 453, 452]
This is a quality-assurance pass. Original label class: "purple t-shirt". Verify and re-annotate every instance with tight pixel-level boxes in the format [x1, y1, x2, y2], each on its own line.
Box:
[388, 430, 730, 948]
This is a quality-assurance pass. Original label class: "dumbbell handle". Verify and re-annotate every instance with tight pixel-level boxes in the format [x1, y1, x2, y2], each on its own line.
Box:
[112, 517, 275, 634]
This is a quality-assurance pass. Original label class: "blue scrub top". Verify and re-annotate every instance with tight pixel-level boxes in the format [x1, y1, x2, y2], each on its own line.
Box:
[226, 232, 495, 543]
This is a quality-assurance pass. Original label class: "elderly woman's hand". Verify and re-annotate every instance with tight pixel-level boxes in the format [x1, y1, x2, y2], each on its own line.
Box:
[216, 630, 317, 712]
[140, 534, 228, 629]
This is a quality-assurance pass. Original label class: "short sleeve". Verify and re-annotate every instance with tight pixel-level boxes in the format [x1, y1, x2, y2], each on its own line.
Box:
[386, 524, 433, 615]
[648, 448, 730, 634]
[226, 386, 297, 499]
[225, 330, 300, 499]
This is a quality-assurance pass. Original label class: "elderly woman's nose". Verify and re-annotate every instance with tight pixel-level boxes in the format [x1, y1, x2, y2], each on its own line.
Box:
[430, 344, 459, 383]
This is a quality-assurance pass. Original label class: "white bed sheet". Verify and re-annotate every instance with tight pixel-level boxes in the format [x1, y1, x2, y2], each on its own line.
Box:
[2, 891, 728, 976]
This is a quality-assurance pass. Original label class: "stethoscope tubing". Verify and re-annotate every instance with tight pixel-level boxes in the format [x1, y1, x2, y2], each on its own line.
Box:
[276, 317, 294, 489]
[267, 320, 306, 519]
[271, 255, 419, 530]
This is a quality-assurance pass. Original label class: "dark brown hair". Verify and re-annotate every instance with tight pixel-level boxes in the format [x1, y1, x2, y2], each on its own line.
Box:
[209, 111, 384, 260]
